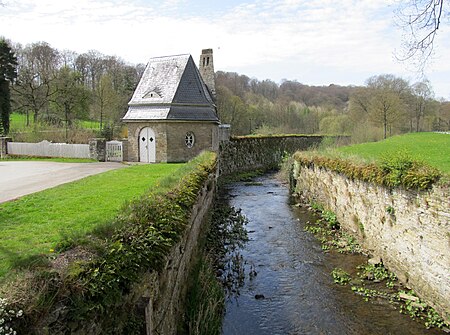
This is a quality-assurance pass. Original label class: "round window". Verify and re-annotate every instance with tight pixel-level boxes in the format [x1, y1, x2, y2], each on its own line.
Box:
[185, 132, 195, 148]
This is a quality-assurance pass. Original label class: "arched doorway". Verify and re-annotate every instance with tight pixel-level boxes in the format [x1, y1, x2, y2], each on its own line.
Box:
[139, 127, 156, 163]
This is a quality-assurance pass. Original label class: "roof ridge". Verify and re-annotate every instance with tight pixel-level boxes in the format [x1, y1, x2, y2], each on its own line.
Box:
[148, 53, 190, 61]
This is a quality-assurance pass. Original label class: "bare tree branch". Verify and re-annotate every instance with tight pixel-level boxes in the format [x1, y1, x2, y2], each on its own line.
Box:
[395, 0, 446, 72]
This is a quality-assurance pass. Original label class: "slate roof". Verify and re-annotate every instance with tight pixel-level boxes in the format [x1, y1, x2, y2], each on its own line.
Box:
[123, 54, 218, 122]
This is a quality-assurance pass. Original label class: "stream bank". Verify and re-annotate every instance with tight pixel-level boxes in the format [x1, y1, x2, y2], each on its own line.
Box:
[219, 174, 444, 335]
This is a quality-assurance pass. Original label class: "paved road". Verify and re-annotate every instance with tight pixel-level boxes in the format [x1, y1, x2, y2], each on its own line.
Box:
[0, 161, 126, 203]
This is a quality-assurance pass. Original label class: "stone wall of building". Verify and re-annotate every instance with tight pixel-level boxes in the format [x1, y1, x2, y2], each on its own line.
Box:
[126, 122, 168, 162]
[292, 163, 450, 322]
[126, 121, 218, 163]
[166, 122, 218, 163]
[219, 135, 328, 175]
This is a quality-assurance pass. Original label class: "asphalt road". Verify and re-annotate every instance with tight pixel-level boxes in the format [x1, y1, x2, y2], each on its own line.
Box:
[0, 161, 126, 203]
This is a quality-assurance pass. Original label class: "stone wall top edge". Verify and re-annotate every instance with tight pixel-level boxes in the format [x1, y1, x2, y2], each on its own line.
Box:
[231, 135, 327, 141]
[302, 161, 449, 197]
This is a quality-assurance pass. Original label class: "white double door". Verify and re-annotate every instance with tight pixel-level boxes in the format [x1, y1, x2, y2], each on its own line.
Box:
[139, 127, 156, 163]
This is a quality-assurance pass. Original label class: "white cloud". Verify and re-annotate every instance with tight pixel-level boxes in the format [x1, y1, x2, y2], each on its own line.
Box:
[0, 0, 448, 97]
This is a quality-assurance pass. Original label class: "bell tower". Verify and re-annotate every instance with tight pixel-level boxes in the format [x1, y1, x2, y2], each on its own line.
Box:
[199, 48, 216, 99]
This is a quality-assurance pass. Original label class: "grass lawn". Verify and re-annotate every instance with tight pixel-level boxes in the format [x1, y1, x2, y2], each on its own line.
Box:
[337, 132, 450, 174]
[79, 119, 101, 129]
[0, 163, 183, 278]
[10, 112, 100, 131]
[10, 113, 33, 130]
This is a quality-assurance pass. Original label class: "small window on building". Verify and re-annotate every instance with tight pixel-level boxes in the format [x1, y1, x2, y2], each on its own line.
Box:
[185, 132, 195, 148]
[143, 89, 161, 99]
[206, 56, 210, 66]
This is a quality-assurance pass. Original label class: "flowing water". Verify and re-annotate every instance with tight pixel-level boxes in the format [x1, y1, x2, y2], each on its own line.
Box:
[221, 174, 443, 335]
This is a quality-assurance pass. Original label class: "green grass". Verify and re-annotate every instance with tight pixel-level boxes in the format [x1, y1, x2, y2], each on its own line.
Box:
[10, 113, 33, 130]
[79, 119, 101, 129]
[0, 163, 183, 278]
[10, 112, 100, 131]
[337, 132, 450, 174]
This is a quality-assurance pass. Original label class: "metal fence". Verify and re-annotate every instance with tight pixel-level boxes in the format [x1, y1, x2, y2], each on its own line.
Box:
[7, 140, 90, 159]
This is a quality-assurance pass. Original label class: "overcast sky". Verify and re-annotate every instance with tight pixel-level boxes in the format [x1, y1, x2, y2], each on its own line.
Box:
[1, 0, 449, 99]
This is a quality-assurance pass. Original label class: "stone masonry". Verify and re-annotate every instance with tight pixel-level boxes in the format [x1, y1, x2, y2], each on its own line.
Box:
[293, 163, 450, 322]
[126, 121, 218, 163]
[199, 49, 216, 98]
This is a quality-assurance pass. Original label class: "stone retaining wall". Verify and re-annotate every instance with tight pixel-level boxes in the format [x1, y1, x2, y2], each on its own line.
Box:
[292, 162, 450, 321]
[143, 171, 216, 334]
[219, 135, 330, 175]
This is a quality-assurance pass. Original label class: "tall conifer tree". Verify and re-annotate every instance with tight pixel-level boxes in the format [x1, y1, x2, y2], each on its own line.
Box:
[0, 38, 18, 135]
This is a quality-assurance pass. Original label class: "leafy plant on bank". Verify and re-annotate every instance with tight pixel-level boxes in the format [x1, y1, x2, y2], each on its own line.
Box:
[331, 268, 351, 285]
[305, 201, 448, 330]
[305, 206, 361, 254]
[357, 263, 397, 288]
[394, 290, 449, 330]
[308, 208, 448, 330]
[294, 151, 441, 190]
[345, 264, 448, 330]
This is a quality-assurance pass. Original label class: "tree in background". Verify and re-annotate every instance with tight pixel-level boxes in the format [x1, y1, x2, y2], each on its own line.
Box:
[0, 38, 17, 135]
[94, 73, 120, 131]
[12, 42, 59, 125]
[410, 80, 434, 132]
[8, 39, 143, 142]
[434, 99, 450, 130]
[367, 75, 410, 139]
[215, 71, 355, 136]
[348, 86, 374, 140]
[51, 67, 90, 142]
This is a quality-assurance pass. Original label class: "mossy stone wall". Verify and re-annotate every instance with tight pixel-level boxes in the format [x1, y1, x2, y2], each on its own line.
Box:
[142, 171, 217, 334]
[293, 162, 450, 322]
[219, 135, 328, 175]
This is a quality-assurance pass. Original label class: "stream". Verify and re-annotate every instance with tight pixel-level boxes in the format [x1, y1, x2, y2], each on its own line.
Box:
[220, 174, 443, 335]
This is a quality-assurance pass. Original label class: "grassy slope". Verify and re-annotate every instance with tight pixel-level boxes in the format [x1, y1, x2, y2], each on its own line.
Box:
[10, 113, 32, 130]
[0, 163, 183, 278]
[10, 112, 100, 130]
[337, 132, 450, 173]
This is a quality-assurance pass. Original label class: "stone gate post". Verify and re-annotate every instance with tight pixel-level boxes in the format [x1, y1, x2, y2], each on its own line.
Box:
[0, 137, 12, 158]
[89, 138, 106, 162]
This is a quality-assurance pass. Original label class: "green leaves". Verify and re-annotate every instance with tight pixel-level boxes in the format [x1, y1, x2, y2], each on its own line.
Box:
[331, 268, 351, 285]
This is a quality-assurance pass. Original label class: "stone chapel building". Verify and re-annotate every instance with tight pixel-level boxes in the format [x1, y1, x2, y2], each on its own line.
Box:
[122, 49, 219, 163]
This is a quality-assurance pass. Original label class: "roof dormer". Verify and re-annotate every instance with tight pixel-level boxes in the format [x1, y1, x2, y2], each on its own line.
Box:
[142, 88, 162, 99]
